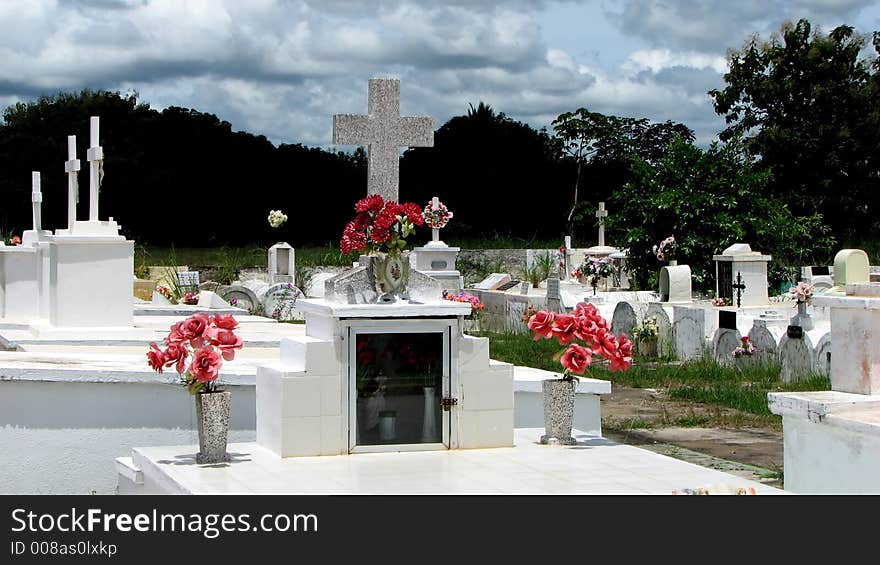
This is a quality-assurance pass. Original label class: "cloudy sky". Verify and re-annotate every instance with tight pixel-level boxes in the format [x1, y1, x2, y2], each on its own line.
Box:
[1, 0, 878, 148]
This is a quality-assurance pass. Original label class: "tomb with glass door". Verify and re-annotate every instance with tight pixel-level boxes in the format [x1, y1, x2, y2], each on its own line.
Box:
[256, 293, 515, 457]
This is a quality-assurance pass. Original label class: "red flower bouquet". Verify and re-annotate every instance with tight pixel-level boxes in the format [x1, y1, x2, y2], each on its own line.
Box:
[340, 194, 425, 257]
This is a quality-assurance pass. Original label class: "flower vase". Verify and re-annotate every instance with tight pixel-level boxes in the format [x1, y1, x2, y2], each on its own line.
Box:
[591, 283, 598, 296]
[195, 390, 231, 464]
[540, 379, 578, 445]
[421, 386, 439, 442]
[638, 337, 658, 357]
[370, 251, 411, 303]
[791, 300, 814, 331]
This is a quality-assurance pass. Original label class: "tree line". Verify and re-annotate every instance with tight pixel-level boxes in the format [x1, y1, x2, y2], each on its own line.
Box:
[0, 19, 876, 290]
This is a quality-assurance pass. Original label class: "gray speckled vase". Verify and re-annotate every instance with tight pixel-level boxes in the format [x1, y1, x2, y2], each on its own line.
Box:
[195, 390, 231, 464]
[540, 379, 578, 445]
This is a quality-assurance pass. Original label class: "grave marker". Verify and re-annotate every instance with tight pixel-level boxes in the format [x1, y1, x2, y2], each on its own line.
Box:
[86, 116, 104, 222]
[473, 273, 511, 291]
[64, 135, 81, 231]
[333, 78, 434, 202]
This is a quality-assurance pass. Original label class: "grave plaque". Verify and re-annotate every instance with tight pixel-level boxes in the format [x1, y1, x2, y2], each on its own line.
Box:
[473, 273, 511, 291]
[786, 325, 804, 340]
[719, 310, 737, 330]
[811, 266, 830, 276]
[495, 279, 521, 292]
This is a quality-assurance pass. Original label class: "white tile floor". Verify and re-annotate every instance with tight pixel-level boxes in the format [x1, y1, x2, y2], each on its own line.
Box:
[131, 428, 787, 495]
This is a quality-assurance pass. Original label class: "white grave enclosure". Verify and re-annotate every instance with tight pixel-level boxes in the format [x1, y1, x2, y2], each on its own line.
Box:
[269, 242, 295, 284]
[46, 117, 134, 328]
[713, 243, 771, 307]
[769, 282, 880, 493]
[257, 300, 514, 456]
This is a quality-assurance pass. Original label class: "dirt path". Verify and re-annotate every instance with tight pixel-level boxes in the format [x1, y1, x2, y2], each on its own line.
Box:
[599, 384, 785, 487]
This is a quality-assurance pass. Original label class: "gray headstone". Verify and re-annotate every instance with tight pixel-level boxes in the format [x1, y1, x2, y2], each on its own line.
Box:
[672, 306, 707, 361]
[779, 333, 816, 383]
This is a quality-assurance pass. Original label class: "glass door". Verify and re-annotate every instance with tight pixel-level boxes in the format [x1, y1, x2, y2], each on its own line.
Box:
[348, 322, 451, 452]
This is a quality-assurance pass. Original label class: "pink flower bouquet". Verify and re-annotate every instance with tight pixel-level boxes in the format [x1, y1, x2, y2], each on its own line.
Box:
[147, 313, 243, 395]
[527, 302, 633, 379]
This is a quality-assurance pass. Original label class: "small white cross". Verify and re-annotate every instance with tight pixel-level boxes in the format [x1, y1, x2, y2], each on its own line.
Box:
[64, 135, 81, 230]
[86, 116, 104, 222]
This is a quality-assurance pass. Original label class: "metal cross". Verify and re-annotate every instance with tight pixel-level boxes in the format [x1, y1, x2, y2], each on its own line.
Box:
[333, 78, 434, 202]
[732, 271, 747, 309]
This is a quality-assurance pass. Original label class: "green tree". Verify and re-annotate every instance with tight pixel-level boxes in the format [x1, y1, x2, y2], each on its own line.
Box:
[610, 135, 834, 292]
[709, 19, 880, 243]
[550, 108, 694, 240]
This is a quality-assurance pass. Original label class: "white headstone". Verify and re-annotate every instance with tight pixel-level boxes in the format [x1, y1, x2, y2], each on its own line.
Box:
[473, 273, 511, 291]
[268, 242, 295, 284]
[332, 78, 434, 202]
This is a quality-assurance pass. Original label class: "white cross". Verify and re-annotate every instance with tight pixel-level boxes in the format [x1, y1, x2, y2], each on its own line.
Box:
[595, 201, 608, 247]
[333, 78, 434, 202]
[86, 116, 104, 222]
[430, 196, 453, 243]
[563, 235, 575, 279]
[64, 135, 81, 230]
[31, 171, 42, 232]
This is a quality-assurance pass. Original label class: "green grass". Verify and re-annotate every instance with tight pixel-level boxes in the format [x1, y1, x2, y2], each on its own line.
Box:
[484, 330, 831, 418]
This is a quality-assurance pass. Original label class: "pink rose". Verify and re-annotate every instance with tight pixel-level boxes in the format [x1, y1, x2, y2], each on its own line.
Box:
[162, 342, 189, 374]
[592, 328, 619, 359]
[189, 347, 222, 383]
[206, 327, 243, 361]
[212, 314, 239, 330]
[610, 334, 633, 372]
[561, 343, 592, 374]
[180, 313, 210, 346]
[147, 343, 165, 372]
[165, 320, 186, 345]
[551, 314, 579, 345]
[527, 311, 556, 340]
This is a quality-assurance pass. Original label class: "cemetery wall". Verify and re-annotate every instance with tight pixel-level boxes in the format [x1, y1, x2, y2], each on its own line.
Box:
[0, 380, 255, 494]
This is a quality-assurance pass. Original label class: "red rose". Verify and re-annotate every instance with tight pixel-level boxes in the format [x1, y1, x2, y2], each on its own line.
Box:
[147, 343, 165, 372]
[163, 342, 189, 374]
[189, 347, 223, 383]
[354, 212, 371, 230]
[551, 314, 579, 345]
[374, 209, 396, 230]
[592, 328, 619, 359]
[527, 310, 555, 340]
[575, 315, 599, 343]
[212, 314, 238, 330]
[561, 343, 592, 374]
[206, 327, 243, 361]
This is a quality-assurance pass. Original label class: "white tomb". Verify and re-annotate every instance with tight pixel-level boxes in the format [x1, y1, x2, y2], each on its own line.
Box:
[268, 242, 295, 285]
[830, 249, 869, 293]
[713, 243, 771, 307]
[45, 117, 134, 328]
[769, 282, 880, 493]
[257, 299, 514, 456]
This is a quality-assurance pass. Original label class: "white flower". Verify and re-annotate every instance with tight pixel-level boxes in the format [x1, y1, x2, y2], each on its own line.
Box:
[268, 209, 288, 228]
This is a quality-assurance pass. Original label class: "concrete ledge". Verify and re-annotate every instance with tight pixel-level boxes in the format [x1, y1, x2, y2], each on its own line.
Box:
[513, 366, 611, 395]
[824, 408, 880, 437]
[114, 456, 143, 485]
[767, 390, 880, 422]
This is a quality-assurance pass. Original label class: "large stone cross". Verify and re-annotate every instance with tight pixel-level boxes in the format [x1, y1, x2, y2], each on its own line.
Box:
[595, 201, 608, 247]
[333, 78, 434, 202]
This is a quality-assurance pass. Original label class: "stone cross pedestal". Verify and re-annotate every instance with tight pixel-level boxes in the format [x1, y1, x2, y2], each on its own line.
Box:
[426, 196, 453, 248]
[333, 78, 434, 202]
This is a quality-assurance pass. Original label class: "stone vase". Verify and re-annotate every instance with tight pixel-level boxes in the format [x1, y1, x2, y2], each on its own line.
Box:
[790, 300, 814, 331]
[540, 379, 578, 445]
[195, 390, 231, 464]
[638, 337, 658, 357]
[421, 386, 439, 442]
[370, 251, 411, 303]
